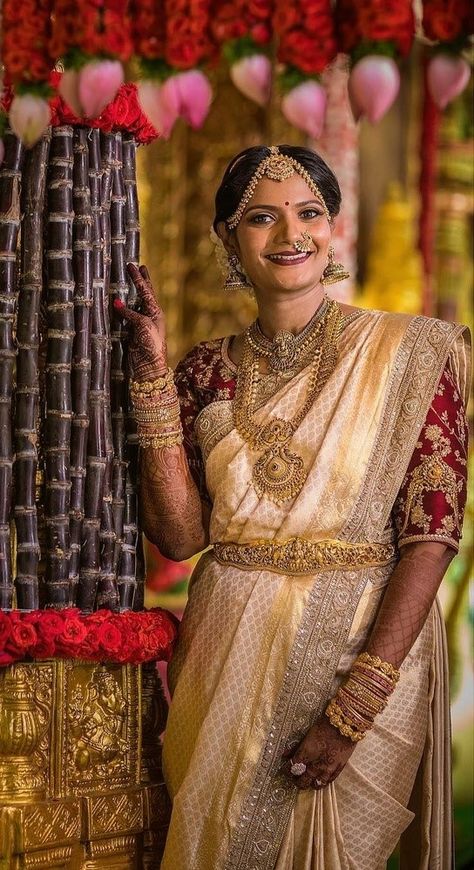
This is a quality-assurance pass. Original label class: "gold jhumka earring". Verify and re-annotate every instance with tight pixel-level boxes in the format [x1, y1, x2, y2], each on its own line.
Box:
[321, 245, 350, 285]
[224, 253, 253, 292]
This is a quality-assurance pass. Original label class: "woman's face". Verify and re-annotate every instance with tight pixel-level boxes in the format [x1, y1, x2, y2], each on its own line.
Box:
[230, 173, 332, 298]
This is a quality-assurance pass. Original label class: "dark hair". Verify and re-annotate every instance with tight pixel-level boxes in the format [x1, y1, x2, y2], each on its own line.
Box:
[213, 145, 341, 231]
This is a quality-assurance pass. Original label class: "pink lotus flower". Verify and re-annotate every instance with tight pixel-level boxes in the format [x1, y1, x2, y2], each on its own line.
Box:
[348, 56, 400, 123]
[137, 80, 179, 139]
[230, 54, 272, 106]
[281, 80, 327, 139]
[9, 95, 51, 147]
[0, 139, 4, 167]
[427, 54, 471, 110]
[78, 60, 124, 119]
[58, 68, 83, 117]
[173, 70, 212, 129]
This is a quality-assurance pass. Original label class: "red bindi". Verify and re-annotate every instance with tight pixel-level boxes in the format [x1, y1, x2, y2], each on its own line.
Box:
[285, 201, 289, 205]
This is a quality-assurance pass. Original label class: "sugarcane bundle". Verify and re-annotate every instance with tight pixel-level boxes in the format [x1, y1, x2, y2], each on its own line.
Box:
[0, 131, 24, 609]
[14, 133, 51, 610]
[0, 121, 147, 614]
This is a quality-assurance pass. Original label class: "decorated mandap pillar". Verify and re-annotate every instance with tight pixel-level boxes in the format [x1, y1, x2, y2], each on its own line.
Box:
[0, 91, 175, 868]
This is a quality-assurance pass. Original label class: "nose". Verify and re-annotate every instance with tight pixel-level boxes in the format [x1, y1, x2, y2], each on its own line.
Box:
[272, 211, 301, 246]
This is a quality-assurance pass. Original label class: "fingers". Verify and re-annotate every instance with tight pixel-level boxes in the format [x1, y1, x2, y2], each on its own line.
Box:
[114, 298, 142, 325]
[127, 262, 161, 319]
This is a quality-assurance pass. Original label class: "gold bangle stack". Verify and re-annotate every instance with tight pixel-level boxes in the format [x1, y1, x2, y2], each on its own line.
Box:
[325, 652, 400, 743]
[130, 369, 183, 450]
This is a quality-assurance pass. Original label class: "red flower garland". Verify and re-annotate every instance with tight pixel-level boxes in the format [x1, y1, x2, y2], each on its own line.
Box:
[49, 0, 134, 65]
[130, 0, 167, 61]
[336, 0, 414, 59]
[164, 0, 216, 69]
[422, 0, 474, 45]
[274, 0, 337, 76]
[211, 0, 274, 52]
[0, 607, 178, 667]
[1, 74, 159, 144]
[2, 0, 54, 90]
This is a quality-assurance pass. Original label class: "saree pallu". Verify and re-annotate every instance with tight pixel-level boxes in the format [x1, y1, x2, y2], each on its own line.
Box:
[161, 311, 471, 870]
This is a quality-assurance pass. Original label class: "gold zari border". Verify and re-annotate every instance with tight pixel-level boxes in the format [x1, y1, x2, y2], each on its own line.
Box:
[213, 538, 397, 575]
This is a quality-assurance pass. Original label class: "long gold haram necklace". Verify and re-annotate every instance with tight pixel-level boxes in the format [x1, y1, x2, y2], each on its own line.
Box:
[233, 299, 343, 504]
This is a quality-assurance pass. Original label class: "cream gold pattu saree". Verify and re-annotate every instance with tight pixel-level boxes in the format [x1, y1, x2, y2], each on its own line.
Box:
[161, 310, 470, 870]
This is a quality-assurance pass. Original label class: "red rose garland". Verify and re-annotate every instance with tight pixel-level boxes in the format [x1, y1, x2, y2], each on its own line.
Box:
[130, 0, 167, 67]
[164, 0, 216, 69]
[0, 607, 178, 667]
[211, 0, 273, 48]
[336, 0, 414, 61]
[274, 0, 337, 77]
[49, 0, 133, 65]
[422, 0, 474, 46]
[2, 0, 54, 92]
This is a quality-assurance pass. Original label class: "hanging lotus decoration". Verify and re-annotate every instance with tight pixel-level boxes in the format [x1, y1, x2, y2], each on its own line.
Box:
[274, 0, 337, 138]
[336, 0, 414, 124]
[423, 0, 472, 109]
[212, 0, 273, 107]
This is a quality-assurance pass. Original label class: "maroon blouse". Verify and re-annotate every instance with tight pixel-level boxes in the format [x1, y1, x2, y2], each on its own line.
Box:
[174, 339, 468, 551]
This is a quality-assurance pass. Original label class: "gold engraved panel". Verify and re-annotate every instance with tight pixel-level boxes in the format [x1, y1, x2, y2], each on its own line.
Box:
[84, 790, 143, 838]
[0, 662, 53, 804]
[60, 662, 140, 797]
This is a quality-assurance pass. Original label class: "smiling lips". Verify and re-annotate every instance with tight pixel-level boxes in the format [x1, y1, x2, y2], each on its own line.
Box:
[265, 251, 312, 265]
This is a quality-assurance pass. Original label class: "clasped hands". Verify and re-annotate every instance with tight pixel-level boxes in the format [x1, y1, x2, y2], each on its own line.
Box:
[282, 715, 355, 791]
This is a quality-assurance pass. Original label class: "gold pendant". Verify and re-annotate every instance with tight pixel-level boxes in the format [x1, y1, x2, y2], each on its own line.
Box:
[252, 446, 307, 504]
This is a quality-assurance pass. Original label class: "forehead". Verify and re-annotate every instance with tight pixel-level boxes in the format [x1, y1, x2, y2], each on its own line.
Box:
[245, 173, 323, 208]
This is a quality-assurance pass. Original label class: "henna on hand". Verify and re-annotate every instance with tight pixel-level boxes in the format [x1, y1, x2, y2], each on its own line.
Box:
[115, 263, 168, 381]
[140, 443, 210, 561]
[282, 715, 355, 791]
[366, 541, 454, 667]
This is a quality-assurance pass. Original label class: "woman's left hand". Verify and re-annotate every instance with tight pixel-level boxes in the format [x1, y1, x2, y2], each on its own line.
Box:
[282, 715, 356, 790]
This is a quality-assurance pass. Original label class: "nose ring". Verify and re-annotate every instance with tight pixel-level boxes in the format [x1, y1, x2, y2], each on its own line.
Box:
[293, 231, 312, 253]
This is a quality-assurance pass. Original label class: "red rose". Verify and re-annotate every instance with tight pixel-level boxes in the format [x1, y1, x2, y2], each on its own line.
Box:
[31, 636, 56, 660]
[97, 621, 123, 656]
[57, 617, 88, 654]
[104, 84, 142, 130]
[8, 619, 37, 652]
[37, 610, 65, 642]
[0, 612, 11, 646]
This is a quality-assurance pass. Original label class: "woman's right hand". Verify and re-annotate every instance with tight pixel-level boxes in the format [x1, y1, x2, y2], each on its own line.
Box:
[114, 263, 168, 382]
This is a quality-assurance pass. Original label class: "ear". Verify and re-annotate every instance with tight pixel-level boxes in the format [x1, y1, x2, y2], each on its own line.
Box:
[216, 221, 239, 256]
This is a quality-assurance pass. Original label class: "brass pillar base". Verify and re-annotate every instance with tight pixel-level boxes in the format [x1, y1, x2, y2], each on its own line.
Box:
[0, 660, 170, 868]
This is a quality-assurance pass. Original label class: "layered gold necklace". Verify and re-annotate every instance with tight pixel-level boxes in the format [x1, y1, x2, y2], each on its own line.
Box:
[233, 299, 343, 504]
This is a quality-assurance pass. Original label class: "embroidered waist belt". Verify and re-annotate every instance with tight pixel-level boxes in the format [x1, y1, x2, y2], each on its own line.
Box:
[213, 538, 397, 575]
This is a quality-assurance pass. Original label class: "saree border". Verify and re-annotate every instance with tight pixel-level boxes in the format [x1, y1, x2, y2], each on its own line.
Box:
[224, 315, 465, 870]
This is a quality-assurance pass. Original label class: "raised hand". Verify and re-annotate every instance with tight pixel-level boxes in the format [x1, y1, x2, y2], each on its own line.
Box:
[282, 715, 355, 790]
[114, 263, 168, 382]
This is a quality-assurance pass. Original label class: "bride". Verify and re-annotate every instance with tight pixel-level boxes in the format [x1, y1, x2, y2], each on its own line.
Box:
[116, 145, 470, 869]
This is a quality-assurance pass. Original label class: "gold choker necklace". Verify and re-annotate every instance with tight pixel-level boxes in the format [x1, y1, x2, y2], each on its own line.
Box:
[247, 298, 330, 373]
[233, 299, 343, 504]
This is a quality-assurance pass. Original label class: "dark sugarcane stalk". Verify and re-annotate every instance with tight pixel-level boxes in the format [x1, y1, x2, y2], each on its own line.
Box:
[69, 129, 93, 599]
[95, 132, 119, 610]
[109, 132, 136, 609]
[122, 133, 144, 611]
[14, 132, 51, 610]
[44, 126, 75, 608]
[0, 131, 25, 609]
[77, 130, 109, 613]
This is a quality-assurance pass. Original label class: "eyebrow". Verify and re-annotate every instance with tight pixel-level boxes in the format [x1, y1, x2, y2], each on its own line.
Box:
[244, 200, 323, 213]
